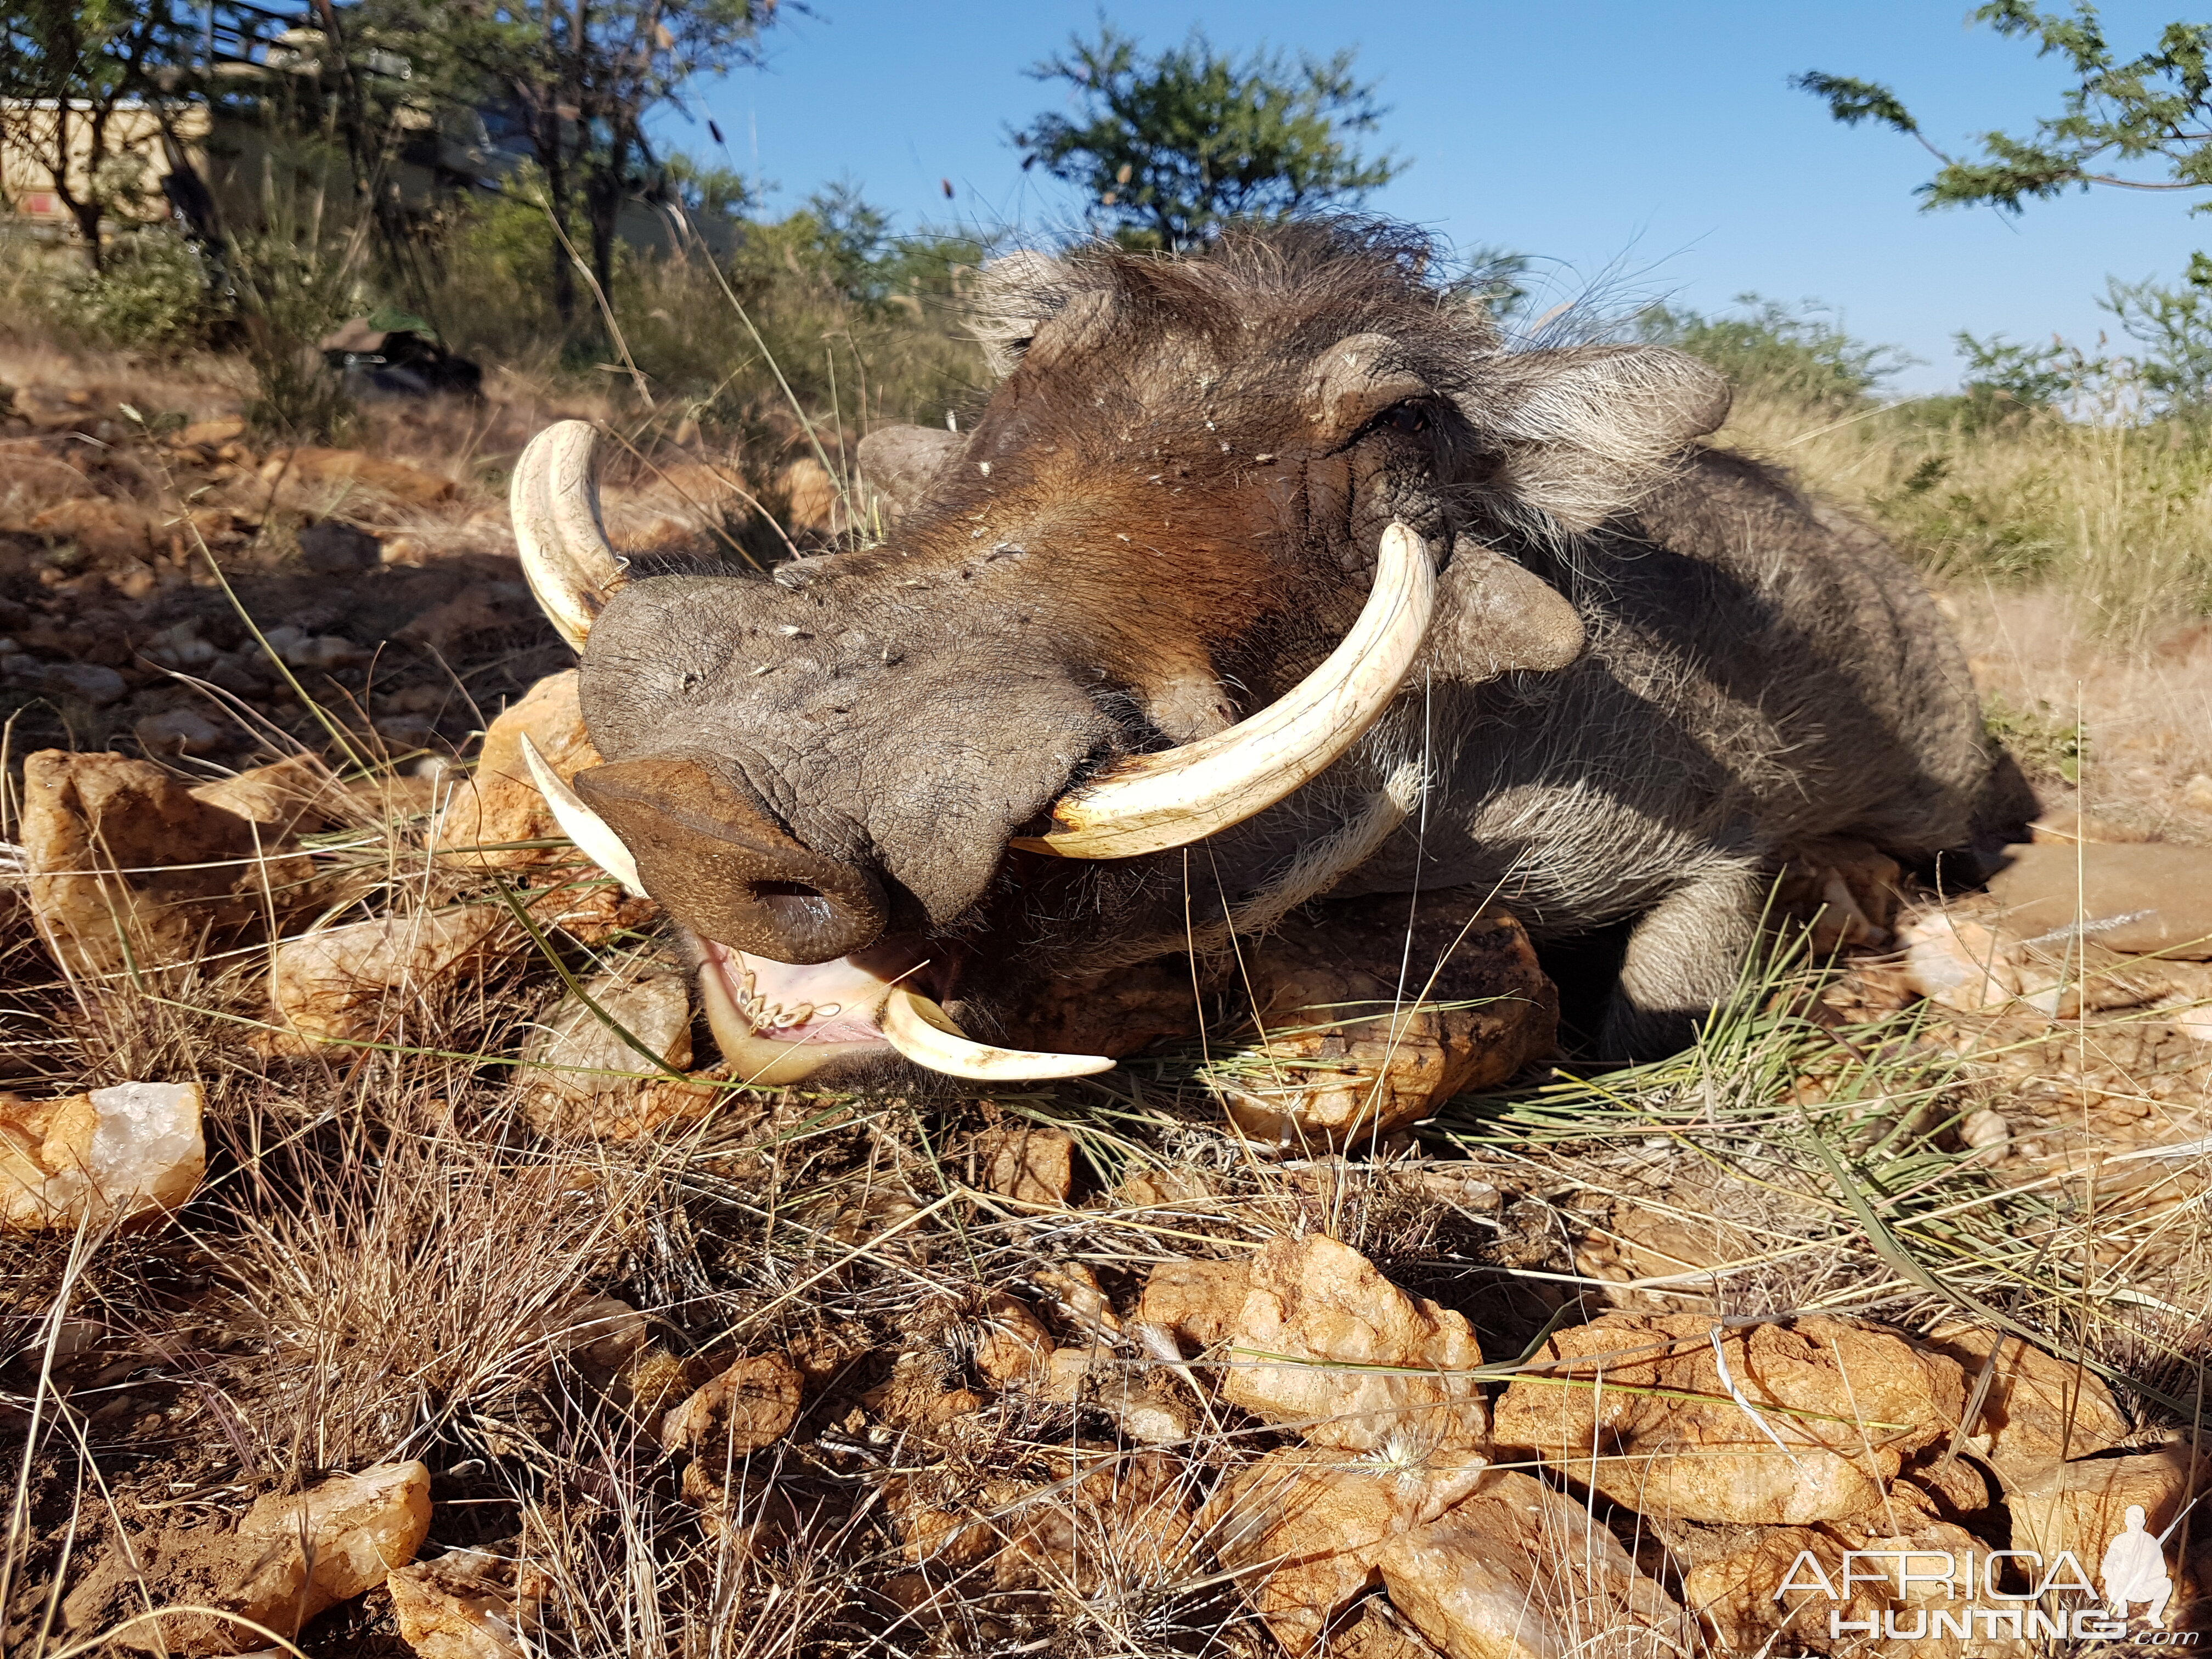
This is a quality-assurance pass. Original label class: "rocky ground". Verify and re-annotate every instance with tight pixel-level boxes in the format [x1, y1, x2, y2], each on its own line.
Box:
[4, 352, 2212, 1658]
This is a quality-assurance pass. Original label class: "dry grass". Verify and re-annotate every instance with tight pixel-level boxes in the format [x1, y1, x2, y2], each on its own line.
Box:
[2, 290, 2211, 1657]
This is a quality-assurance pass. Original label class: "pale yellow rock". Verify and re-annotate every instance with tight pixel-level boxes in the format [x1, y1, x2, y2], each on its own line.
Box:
[432, 671, 602, 871]
[1684, 1511, 2001, 1657]
[1136, 1257, 1253, 1354]
[1221, 1235, 1488, 1454]
[1202, 1446, 1489, 1657]
[977, 1124, 1076, 1205]
[991, 1451, 1197, 1597]
[388, 1547, 548, 1659]
[2006, 1443, 2198, 1566]
[1378, 1470, 1691, 1659]
[970, 1291, 1053, 1384]
[661, 1352, 803, 1457]
[1491, 1313, 1964, 1525]
[233, 1461, 433, 1633]
[269, 907, 508, 1043]
[1917, 1324, 2130, 1479]
[1899, 910, 2019, 1013]
[518, 973, 693, 1132]
[0, 1081, 204, 1231]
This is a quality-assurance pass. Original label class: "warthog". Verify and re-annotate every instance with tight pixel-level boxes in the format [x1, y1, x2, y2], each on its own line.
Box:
[510, 220, 2030, 1085]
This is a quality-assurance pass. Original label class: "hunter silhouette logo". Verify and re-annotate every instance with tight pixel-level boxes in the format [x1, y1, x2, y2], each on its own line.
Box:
[2103, 1505, 2174, 1629]
[1774, 1506, 2198, 1645]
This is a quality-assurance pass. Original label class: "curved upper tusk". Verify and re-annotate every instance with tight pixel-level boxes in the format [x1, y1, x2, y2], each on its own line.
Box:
[881, 986, 1115, 1081]
[513, 420, 627, 651]
[1010, 520, 1436, 860]
[521, 733, 646, 896]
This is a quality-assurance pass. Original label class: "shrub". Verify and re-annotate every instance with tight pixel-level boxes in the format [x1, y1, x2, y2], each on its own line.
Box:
[1635, 294, 1913, 407]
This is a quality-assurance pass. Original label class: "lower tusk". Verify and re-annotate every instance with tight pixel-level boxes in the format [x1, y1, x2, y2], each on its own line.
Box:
[880, 987, 1114, 1081]
[521, 733, 646, 896]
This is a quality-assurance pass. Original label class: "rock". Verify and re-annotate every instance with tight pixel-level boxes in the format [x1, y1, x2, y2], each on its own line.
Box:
[994, 1451, 1197, 1599]
[2185, 773, 2212, 814]
[1136, 1257, 1253, 1354]
[1093, 1373, 1196, 1446]
[433, 671, 605, 871]
[298, 517, 381, 574]
[1492, 1313, 1965, 1524]
[135, 706, 230, 758]
[0, 1081, 204, 1231]
[223, 1462, 433, 1641]
[21, 751, 305, 975]
[1330, 1603, 1443, 1659]
[1031, 1261, 1121, 1336]
[1220, 1234, 1488, 1454]
[268, 906, 509, 1045]
[1990, 841, 2212, 960]
[1684, 1510, 1990, 1657]
[518, 973, 693, 1133]
[1203, 1444, 1489, 1656]
[1775, 835, 1903, 950]
[258, 624, 362, 672]
[1916, 1325, 2130, 1479]
[27, 496, 155, 560]
[777, 456, 840, 535]
[1378, 1471, 1691, 1659]
[970, 1291, 1053, 1384]
[264, 445, 456, 503]
[1959, 1108, 2010, 1165]
[2006, 1443, 2197, 1567]
[537, 1294, 648, 1373]
[1900, 910, 2020, 1013]
[660, 1352, 803, 1457]
[387, 1546, 548, 1659]
[1215, 895, 1556, 1146]
[189, 754, 353, 836]
[1031, 1345, 1104, 1404]
[978, 1124, 1076, 1205]
[97, 1463, 433, 1651]
[23, 659, 128, 704]
[176, 416, 246, 448]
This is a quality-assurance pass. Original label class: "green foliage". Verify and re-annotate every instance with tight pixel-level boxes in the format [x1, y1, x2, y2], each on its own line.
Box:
[1633, 294, 1912, 406]
[1797, 4, 2212, 216]
[1983, 692, 2089, 782]
[1954, 329, 2108, 409]
[56, 229, 217, 352]
[1012, 23, 1401, 251]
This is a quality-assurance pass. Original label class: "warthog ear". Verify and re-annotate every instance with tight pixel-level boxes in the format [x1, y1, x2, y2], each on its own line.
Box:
[1431, 537, 1585, 683]
[855, 424, 966, 526]
[1466, 344, 1731, 533]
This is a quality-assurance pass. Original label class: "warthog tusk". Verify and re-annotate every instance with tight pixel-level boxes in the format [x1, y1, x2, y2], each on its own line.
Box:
[514, 420, 626, 651]
[521, 733, 646, 896]
[1010, 520, 1436, 860]
[880, 986, 1115, 1081]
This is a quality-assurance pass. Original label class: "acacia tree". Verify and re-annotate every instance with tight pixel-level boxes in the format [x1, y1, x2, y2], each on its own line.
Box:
[0, 0, 183, 269]
[382, 0, 772, 327]
[1797, 3, 2212, 273]
[1012, 24, 1401, 251]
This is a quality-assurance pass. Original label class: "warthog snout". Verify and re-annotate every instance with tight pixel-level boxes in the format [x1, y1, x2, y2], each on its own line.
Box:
[573, 754, 889, 963]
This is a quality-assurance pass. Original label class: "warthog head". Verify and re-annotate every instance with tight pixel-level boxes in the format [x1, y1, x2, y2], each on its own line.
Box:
[514, 222, 1729, 1085]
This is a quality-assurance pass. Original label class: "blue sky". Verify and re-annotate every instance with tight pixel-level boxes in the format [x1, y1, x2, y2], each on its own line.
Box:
[678, 1, 2204, 393]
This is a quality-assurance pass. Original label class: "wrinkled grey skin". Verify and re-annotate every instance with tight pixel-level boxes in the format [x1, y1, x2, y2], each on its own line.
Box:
[579, 222, 2031, 1060]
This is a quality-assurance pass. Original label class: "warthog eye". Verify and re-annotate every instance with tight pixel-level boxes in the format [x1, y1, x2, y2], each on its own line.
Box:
[1377, 402, 1431, 436]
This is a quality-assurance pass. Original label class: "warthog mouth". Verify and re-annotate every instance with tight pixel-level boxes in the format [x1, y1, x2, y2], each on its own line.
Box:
[510, 419, 1440, 1086]
[690, 934, 926, 1086]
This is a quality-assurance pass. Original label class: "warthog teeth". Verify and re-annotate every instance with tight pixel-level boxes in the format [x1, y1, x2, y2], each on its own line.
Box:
[879, 987, 1114, 1082]
[520, 734, 646, 898]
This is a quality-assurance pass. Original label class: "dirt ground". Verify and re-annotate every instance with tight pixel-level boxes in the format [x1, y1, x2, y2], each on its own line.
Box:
[5, 349, 2212, 1658]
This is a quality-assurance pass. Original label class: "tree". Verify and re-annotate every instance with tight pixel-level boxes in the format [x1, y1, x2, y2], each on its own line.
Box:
[1796, 5, 2212, 237]
[371, 0, 774, 326]
[0, 0, 184, 269]
[1012, 23, 1400, 251]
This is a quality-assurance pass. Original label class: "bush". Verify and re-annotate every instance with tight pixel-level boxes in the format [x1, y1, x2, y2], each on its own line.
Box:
[1635, 294, 1912, 407]
[0, 229, 220, 355]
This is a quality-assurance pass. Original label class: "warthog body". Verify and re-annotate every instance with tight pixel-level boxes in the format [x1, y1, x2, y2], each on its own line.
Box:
[545, 220, 2029, 1076]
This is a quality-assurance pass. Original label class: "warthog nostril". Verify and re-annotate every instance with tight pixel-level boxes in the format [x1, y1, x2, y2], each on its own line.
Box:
[572, 755, 888, 963]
